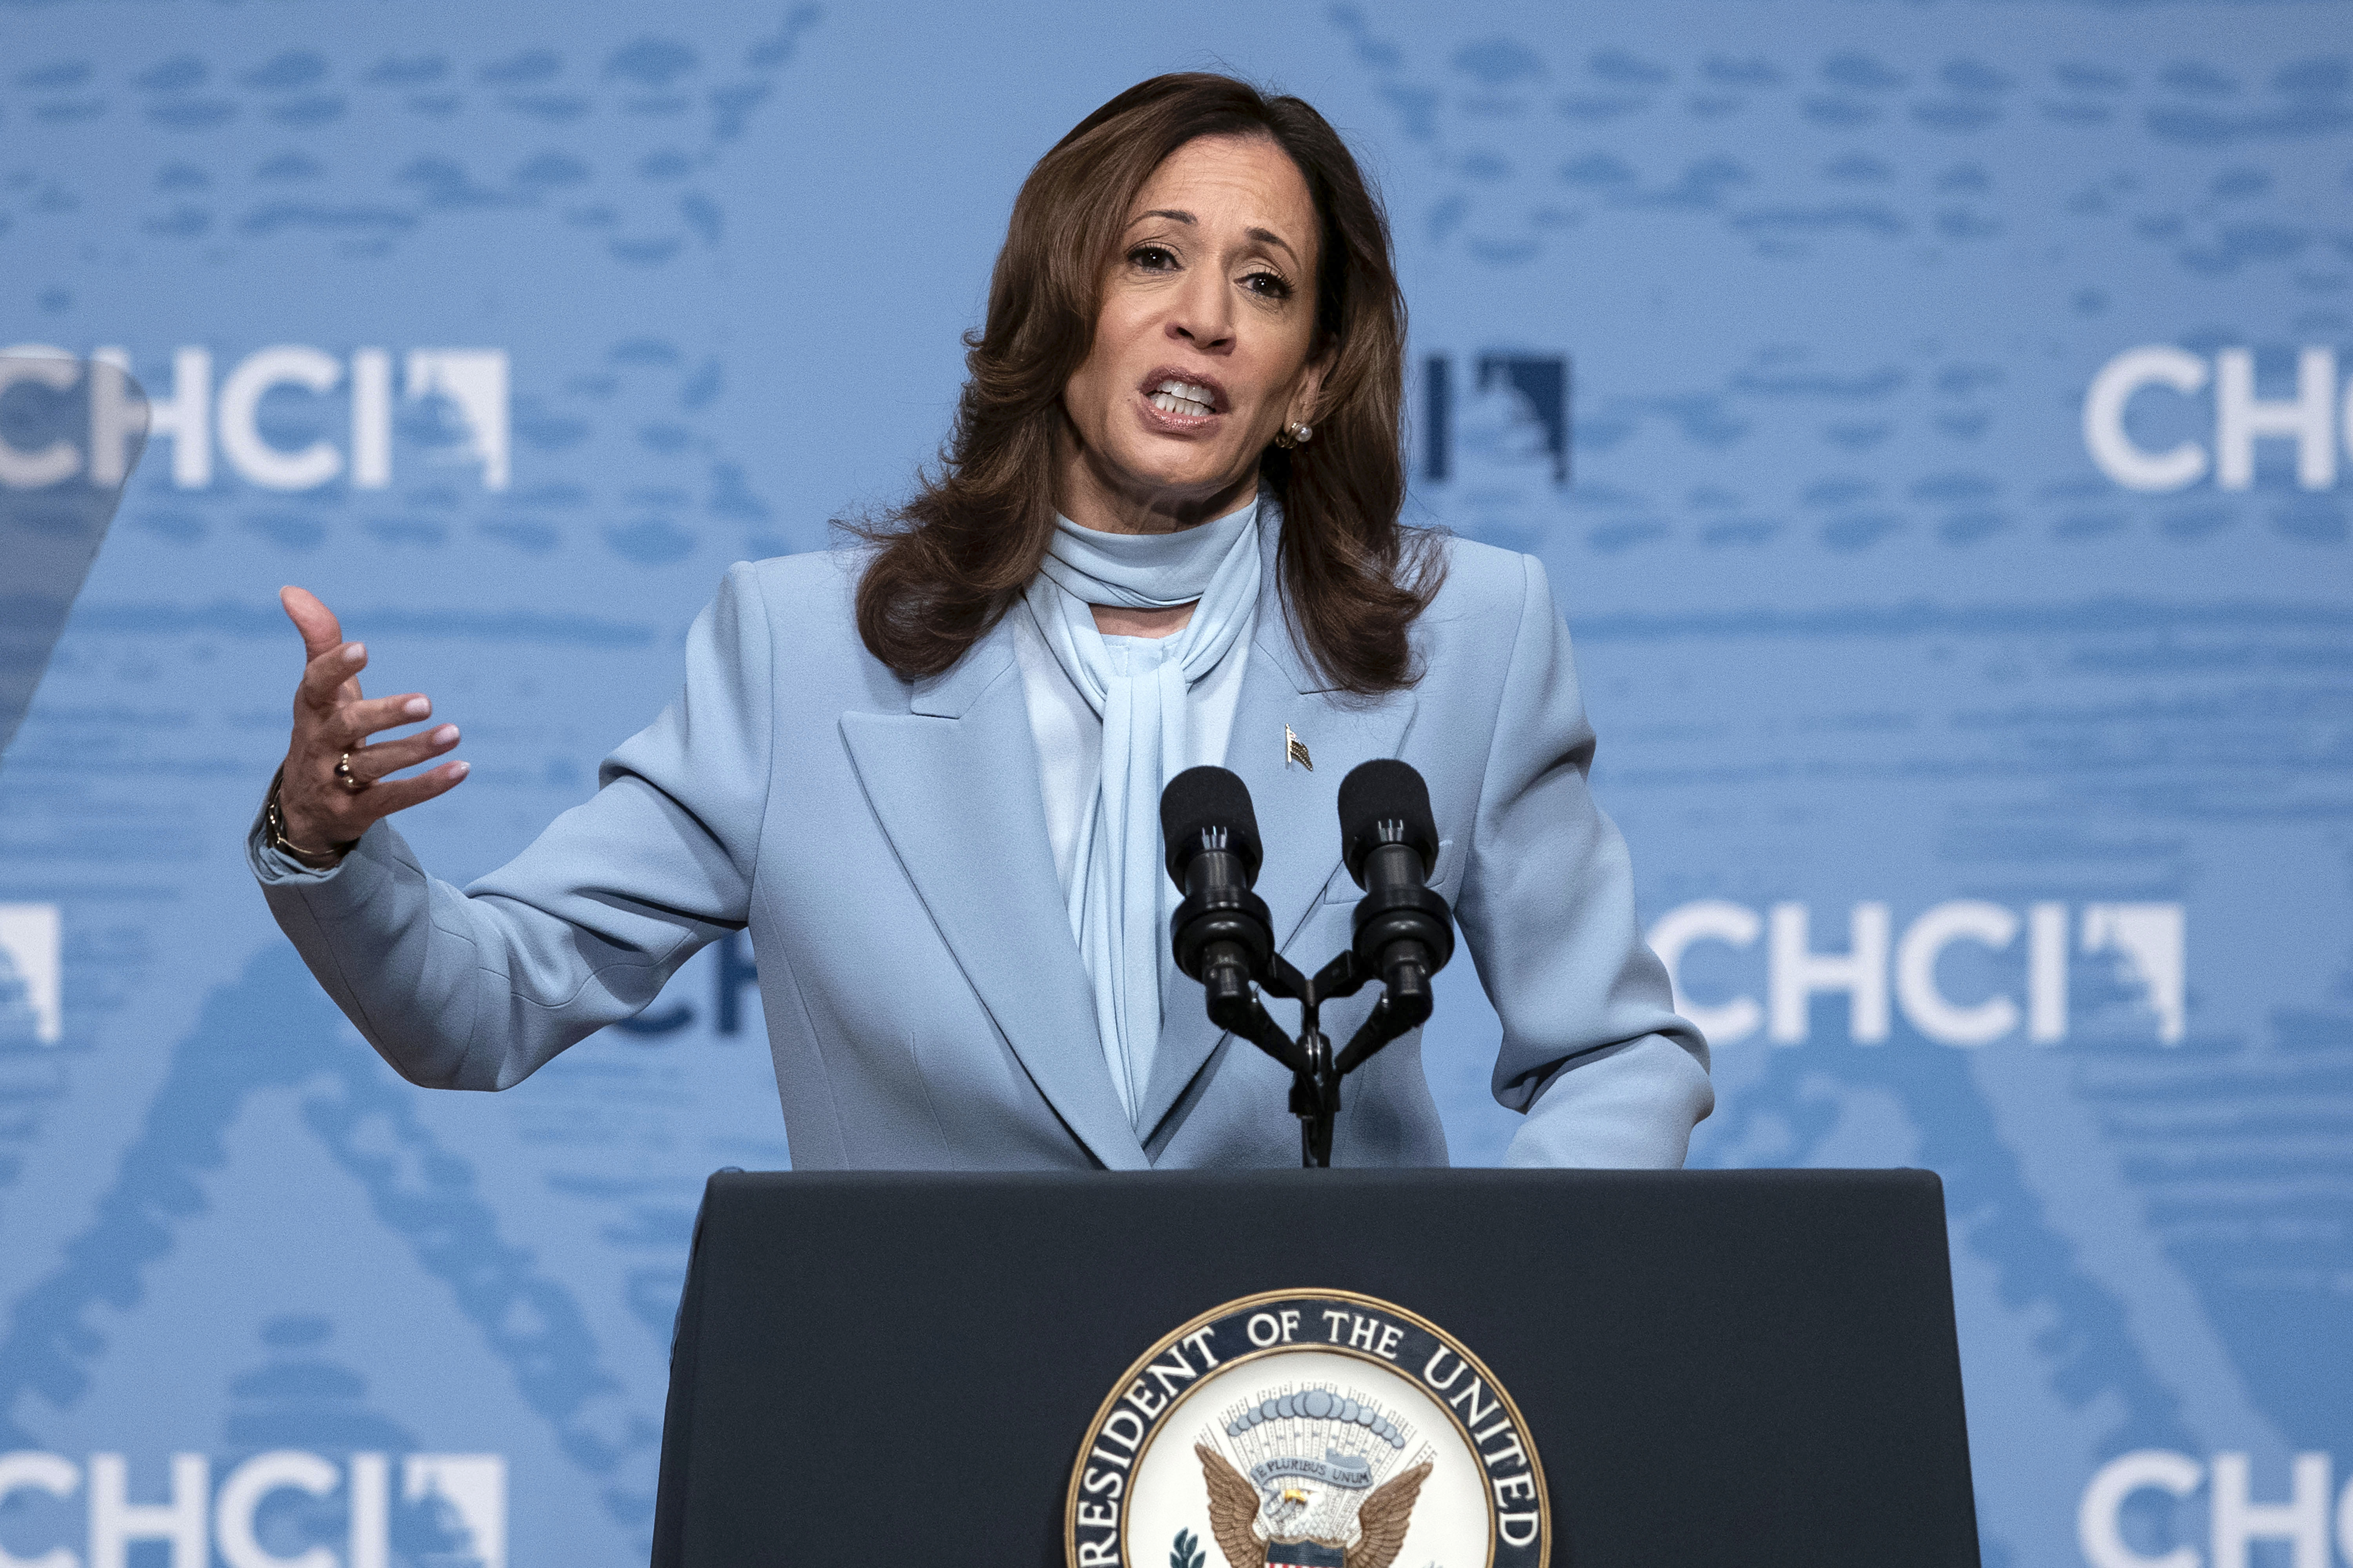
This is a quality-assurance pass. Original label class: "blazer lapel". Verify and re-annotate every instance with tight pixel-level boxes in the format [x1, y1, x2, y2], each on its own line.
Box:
[1134, 541, 1418, 1145]
[839, 620, 1149, 1171]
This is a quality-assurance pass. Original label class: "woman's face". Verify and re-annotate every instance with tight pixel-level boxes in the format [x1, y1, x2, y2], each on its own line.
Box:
[1058, 133, 1327, 532]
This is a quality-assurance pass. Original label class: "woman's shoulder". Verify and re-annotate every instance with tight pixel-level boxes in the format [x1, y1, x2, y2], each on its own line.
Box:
[707, 543, 881, 652]
[1416, 531, 1551, 628]
[729, 541, 871, 612]
[702, 545, 891, 688]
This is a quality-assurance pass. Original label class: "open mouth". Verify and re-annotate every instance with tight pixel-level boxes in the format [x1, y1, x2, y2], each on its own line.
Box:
[1147, 377, 1220, 418]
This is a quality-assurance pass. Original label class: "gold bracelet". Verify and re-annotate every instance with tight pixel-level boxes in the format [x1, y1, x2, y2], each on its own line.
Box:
[264, 767, 355, 866]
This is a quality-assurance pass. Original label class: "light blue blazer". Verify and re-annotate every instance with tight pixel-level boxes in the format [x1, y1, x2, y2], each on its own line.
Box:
[252, 525, 1711, 1170]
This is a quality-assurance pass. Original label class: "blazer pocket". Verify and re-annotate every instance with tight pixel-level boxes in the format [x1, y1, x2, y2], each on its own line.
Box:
[1320, 838, 1456, 904]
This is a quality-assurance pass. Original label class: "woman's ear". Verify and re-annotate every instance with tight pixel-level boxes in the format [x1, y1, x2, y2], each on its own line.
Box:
[1289, 346, 1335, 429]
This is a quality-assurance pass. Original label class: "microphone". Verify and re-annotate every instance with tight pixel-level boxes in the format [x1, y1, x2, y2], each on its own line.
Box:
[1160, 767, 1276, 1012]
[1336, 760, 1455, 1003]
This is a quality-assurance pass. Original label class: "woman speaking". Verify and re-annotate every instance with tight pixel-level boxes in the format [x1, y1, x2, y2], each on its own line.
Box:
[250, 74, 1711, 1170]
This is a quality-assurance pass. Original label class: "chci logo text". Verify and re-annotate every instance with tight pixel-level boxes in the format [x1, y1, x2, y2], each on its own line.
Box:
[0, 345, 509, 494]
[1648, 899, 2185, 1047]
[2079, 1449, 2353, 1568]
[0, 1450, 505, 1568]
[2085, 344, 2352, 493]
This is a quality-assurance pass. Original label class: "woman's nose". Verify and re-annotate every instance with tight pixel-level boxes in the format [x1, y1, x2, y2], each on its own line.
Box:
[1166, 270, 1235, 351]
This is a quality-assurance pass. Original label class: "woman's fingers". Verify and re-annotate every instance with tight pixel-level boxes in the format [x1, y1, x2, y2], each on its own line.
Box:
[279, 746, 468, 850]
[351, 759, 470, 819]
[342, 724, 460, 783]
[283, 587, 365, 707]
[280, 585, 344, 660]
[298, 640, 368, 714]
[284, 590, 369, 708]
[274, 594, 467, 855]
[332, 693, 436, 748]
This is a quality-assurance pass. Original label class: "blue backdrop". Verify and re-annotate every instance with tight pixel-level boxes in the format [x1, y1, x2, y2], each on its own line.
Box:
[2, 3, 2348, 1565]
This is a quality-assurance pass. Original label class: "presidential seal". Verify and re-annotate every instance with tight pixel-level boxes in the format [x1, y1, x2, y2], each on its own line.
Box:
[1066, 1290, 1548, 1568]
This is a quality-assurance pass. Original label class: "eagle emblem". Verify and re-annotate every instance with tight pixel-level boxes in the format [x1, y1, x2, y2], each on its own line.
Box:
[1192, 1385, 1431, 1568]
[1064, 1291, 1548, 1568]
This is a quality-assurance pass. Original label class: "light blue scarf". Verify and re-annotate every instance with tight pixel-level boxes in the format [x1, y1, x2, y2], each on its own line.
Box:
[1022, 498, 1262, 1125]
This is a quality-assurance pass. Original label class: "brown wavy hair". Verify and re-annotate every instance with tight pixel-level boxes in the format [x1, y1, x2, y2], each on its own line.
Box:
[853, 72, 1440, 694]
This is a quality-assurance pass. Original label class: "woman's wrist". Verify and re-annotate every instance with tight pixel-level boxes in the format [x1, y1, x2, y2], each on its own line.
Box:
[264, 767, 356, 868]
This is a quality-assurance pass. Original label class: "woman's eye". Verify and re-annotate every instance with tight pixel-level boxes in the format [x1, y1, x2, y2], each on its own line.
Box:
[1130, 246, 1177, 270]
[1242, 271, 1292, 300]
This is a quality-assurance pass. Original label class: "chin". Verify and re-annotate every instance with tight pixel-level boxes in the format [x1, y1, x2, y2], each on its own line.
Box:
[1116, 442, 1252, 500]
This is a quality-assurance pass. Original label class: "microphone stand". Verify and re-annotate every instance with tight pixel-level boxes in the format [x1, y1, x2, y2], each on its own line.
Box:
[1198, 945, 1436, 1169]
[1162, 761, 1451, 1171]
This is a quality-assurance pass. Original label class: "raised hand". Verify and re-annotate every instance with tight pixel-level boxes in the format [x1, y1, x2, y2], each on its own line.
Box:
[273, 585, 467, 863]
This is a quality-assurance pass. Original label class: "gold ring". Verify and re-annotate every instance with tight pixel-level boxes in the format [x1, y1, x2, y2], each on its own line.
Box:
[335, 750, 370, 793]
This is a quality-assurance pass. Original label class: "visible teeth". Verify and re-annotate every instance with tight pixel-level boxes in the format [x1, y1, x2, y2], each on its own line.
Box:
[1151, 391, 1213, 416]
[1153, 380, 1217, 411]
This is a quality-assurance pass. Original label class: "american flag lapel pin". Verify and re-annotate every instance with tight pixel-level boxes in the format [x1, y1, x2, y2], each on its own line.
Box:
[1284, 724, 1312, 770]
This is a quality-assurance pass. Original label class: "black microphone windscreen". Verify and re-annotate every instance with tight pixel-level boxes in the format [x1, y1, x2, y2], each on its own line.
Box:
[1160, 766, 1264, 887]
[1338, 759, 1439, 882]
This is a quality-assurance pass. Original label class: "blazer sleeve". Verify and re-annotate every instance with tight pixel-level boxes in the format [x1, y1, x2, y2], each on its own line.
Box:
[1454, 554, 1714, 1168]
[247, 562, 775, 1091]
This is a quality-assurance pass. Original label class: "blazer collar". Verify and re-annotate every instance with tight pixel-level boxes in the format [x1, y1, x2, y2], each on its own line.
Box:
[908, 615, 1015, 718]
[840, 612, 1149, 1171]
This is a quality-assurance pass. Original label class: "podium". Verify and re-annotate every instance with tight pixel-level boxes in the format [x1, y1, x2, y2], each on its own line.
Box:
[650, 1169, 1979, 1567]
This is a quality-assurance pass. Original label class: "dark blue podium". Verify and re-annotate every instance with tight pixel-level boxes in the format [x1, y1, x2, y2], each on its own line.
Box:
[650, 1168, 1978, 1567]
